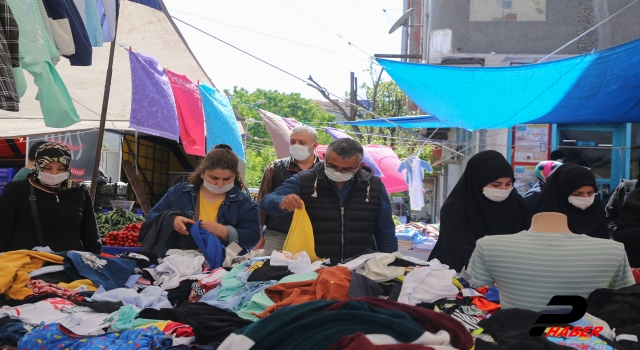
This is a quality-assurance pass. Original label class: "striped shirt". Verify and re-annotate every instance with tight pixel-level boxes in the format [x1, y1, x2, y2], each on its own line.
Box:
[467, 231, 635, 311]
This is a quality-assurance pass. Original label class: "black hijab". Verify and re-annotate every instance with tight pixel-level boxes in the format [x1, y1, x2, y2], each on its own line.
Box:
[429, 150, 530, 271]
[531, 163, 608, 239]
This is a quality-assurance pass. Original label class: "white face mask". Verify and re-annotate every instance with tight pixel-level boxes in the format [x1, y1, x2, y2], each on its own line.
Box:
[202, 178, 235, 194]
[483, 187, 512, 202]
[324, 162, 357, 183]
[38, 171, 69, 186]
[568, 194, 596, 210]
[290, 144, 314, 161]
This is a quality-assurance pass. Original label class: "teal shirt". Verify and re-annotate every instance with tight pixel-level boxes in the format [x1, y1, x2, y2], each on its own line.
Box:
[12, 167, 32, 182]
[468, 231, 635, 311]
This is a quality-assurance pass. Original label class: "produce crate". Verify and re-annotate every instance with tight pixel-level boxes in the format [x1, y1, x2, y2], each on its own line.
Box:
[0, 168, 17, 183]
[0, 185, 4, 195]
[102, 246, 141, 255]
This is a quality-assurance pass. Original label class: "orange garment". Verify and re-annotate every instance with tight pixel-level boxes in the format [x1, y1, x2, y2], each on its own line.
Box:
[256, 266, 351, 318]
[472, 297, 501, 313]
[0, 250, 64, 300]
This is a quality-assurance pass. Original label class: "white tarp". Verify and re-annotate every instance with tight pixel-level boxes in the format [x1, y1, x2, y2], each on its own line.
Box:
[0, 0, 213, 138]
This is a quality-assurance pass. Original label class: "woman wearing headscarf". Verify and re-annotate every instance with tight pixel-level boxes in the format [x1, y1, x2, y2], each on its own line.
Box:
[522, 161, 563, 208]
[531, 163, 608, 239]
[429, 150, 530, 272]
[0, 142, 102, 253]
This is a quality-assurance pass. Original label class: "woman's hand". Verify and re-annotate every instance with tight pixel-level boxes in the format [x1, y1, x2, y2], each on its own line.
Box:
[253, 236, 265, 250]
[174, 216, 195, 235]
[200, 221, 229, 241]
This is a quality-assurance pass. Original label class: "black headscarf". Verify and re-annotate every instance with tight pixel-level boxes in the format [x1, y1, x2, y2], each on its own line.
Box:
[531, 163, 608, 239]
[429, 150, 530, 272]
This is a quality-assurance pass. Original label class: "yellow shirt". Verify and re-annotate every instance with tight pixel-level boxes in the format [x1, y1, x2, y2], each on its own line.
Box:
[199, 188, 224, 222]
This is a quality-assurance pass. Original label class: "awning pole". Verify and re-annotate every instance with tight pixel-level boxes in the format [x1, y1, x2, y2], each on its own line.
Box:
[90, 5, 120, 205]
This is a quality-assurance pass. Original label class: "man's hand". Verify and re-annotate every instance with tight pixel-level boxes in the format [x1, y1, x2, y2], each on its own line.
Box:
[280, 194, 303, 212]
[173, 216, 195, 235]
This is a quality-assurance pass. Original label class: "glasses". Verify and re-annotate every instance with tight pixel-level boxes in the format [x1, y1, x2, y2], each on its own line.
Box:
[325, 163, 357, 174]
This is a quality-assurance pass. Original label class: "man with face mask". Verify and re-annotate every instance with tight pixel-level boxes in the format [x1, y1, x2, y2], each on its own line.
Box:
[254, 126, 320, 251]
[259, 138, 398, 264]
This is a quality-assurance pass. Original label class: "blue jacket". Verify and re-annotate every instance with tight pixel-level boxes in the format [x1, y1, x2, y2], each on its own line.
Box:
[259, 174, 398, 253]
[147, 183, 260, 248]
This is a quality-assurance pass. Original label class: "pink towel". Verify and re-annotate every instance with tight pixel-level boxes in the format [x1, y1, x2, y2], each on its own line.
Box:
[258, 109, 292, 159]
[166, 70, 206, 156]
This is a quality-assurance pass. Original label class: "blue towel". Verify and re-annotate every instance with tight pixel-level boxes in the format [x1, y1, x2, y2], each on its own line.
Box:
[190, 221, 226, 269]
[199, 84, 245, 161]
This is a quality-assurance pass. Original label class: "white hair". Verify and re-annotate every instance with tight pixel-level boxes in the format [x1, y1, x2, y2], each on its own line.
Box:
[290, 126, 318, 141]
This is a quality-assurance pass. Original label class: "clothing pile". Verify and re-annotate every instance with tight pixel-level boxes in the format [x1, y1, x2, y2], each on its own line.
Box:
[2, 246, 640, 349]
[395, 222, 438, 251]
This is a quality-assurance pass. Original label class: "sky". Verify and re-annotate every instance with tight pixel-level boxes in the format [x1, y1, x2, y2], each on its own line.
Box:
[163, 0, 404, 100]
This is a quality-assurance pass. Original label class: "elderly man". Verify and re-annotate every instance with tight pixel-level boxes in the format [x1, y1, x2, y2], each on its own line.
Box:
[255, 126, 320, 251]
[259, 138, 398, 263]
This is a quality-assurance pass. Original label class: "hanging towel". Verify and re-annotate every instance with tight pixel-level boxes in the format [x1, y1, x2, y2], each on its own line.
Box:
[0, 0, 20, 111]
[73, 0, 103, 47]
[283, 117, 303, 130]
[199, 84, 246, 161]
[324, 127, 383, 177]
[165, 70, 206, 156]
[128, 50, 180, 141]
[258, 109, 292, 159]
[97, 0, 116, 42]
[398, 157, 432, 211]
[7, 0, 81, 128]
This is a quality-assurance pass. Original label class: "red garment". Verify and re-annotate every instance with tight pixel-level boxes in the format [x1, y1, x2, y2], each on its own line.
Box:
[25, 280, 83, 301]
[256, 266, 351, 318]
[327, 332, 436, 350]
[188, 280, 220, 302]
[163, 322, 194, 337]
[326, 298, 473, 350]
[475, 287, 489, 295]
[100, 253, 117, 258]
[632, 268, 640, 283]
[472, 298, 501, 313]
[166, 70, 206, 156]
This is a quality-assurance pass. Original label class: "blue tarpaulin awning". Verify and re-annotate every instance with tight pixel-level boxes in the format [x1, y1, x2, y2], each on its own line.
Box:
[376, 38, 640, 130]
[339, 115, 445, 129]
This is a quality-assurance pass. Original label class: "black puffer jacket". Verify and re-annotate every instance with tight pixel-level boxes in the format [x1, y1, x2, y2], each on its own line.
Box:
[614, 188, 640, 267]
[0, 179, 102, 253]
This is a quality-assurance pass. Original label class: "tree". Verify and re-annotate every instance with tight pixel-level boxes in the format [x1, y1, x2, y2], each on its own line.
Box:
[226, 87, 337, 188]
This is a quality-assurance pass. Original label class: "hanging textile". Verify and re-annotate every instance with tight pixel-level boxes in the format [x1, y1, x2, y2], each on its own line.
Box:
[258, 109, 292, 159]
[283, 117, 303, 130]
[7, 0, 81, 128]
[42, 0, 93, 66]
[128, 50, 179, 141]
[398, 157, 433, 211]
[72, 0, 104, 47]
[97, 0, 116, 42]
[40, 0, 75, 56]
[323, 127, 383, 177]
[199, 84, 245, 162]
[0, 0, 20, 111]
[34, 0, 60, 66]
[165, 69, 206, 156]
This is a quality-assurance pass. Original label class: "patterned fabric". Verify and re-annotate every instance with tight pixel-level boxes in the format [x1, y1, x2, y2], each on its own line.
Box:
[188, 280, 220, 302]
[534, 160, 563, 183]
[200, 83, 245, 161]
[0, 0, 20, 111]
[17, 323, 172, 350]
[29, 142, 80, 193]
[25, 280, 83, 301]
[128, 50, 180, 141]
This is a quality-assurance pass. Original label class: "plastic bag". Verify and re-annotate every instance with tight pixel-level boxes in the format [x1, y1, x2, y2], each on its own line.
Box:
[283, 204, 322, 262]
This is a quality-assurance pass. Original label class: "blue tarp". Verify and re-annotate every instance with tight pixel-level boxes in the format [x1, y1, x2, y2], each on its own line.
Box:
[377, 38, 640, 130]
[339, 115, 445, 128]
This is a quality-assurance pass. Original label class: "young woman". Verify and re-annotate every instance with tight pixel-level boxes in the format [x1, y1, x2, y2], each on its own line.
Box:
[0, 142, 101, 253]
[531, 162, 609, 239]
[147, 144, 260, 249]
[522, 160, 563, 208]
[429, 150, 530, 272]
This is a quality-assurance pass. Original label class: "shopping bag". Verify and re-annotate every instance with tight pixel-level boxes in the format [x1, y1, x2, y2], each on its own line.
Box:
[283, 204, 322, 262]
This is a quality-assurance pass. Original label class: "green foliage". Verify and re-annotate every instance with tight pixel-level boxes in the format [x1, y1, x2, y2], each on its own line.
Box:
[226, 87, 337, 188]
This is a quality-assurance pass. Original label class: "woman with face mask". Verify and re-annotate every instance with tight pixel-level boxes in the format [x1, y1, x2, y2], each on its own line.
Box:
[0, 142, 102, 253]
[429, 150, 530, 272]
[146, 144, 260, 249]
[531, 162, 608, 239]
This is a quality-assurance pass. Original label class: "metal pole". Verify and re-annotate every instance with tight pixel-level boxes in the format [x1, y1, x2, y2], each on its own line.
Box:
[90, 7, 119, 204]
